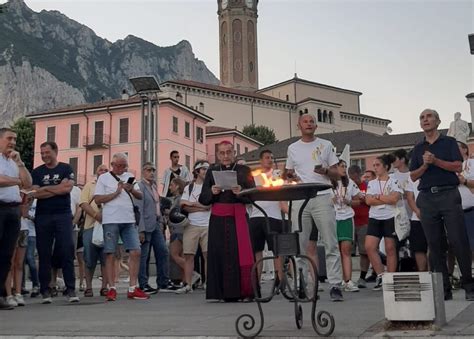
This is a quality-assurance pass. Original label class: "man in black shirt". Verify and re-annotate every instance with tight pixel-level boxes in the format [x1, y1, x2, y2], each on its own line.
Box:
[410, 109, 474, 301]
[31, 142, 79, 303]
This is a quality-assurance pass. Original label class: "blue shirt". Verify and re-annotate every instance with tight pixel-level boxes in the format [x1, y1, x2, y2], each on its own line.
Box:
[32, 162, 74, 215]
[409, 134, 462, 191]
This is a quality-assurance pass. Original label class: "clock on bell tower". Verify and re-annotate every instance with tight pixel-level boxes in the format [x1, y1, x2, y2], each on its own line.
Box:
[218, 0, 259, 91]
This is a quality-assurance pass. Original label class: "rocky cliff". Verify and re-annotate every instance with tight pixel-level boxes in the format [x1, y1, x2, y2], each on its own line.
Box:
[0, 0, 219, 126]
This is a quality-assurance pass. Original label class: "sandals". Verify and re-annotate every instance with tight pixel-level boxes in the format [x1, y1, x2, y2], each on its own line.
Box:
[99, 288, 108, 296]
[84, 288, 93, 297]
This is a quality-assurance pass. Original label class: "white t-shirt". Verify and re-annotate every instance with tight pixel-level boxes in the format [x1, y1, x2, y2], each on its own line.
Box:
[181, 183, 210, 227]
[285, 138, 339, 195]
[250, 169, 284, 220]
[458, 159, 474, 210]
[333, 179, 360, 220]
[390, 170, 412, 219]
[70, 186, 82, 216]
[94, 171, 140, 224]
[366, 177, 403, 220]
[0, 154, 21, 203]
[21, 199, 37, 236]
[405, 179, 420, 221]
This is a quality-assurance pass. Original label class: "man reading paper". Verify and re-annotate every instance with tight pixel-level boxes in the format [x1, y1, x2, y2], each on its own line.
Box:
[199, 141, 255, 301]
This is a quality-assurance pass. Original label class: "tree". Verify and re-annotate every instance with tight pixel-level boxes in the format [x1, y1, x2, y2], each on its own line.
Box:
[242, 124, 277, 146]
[11, 117, 35, 171]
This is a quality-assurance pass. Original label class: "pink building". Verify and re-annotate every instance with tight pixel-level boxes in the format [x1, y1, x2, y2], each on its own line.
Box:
[28, 96, 213, 186]
[206, 126, 263, 164]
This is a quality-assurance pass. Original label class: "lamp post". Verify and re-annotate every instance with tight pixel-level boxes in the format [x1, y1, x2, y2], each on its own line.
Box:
[129, 76, 161, 167]
[469, 34, 474, 55]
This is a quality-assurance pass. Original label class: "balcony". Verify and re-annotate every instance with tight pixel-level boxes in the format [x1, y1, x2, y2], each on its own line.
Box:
[83, 134, 110, 149]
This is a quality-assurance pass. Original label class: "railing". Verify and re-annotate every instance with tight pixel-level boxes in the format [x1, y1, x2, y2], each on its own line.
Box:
[83, 134, 111, 149]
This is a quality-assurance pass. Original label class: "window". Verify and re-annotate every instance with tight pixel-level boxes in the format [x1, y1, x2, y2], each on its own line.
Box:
[196, 127, 204, 144]
[329, 111, 334, 124]
[70, 124, 79, 148]
[176, 92, 183, 102]
[69, 157, 78, 178]
[244, 147, 248, 153]
[350, 158, 366, 172]
[185, 155, 191, 169]
[237, 144, 241, 155]
[317, 109, 322, 122]
[172, 116, 178, 133]
[286, 94, 290, 101]
[323, 110, 328, 123]
[46, 126, 56, 142]
[185, 121, 190, 138]
[119, 118, 129, 143]
[93, 155, 103, 173]
[304, 108, 308, 113]
[94, 121, 104, 144]
[199, 102, 204, 113]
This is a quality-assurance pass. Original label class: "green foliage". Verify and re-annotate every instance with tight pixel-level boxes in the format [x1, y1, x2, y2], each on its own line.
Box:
[11, 117, 35, 170]
[242, 124, 277, 146]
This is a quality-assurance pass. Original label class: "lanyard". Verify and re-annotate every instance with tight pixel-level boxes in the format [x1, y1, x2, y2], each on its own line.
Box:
[378, 179, 389, 196]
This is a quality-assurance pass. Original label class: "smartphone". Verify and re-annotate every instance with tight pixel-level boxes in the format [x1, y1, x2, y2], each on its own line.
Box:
[314, 164, 323, 171]
[127, 177, 135, 184]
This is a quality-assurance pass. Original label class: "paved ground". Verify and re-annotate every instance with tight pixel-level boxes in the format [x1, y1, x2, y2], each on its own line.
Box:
[0, 278, 473, 338]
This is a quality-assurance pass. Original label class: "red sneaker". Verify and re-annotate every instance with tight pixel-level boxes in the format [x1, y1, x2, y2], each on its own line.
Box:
[106, 288, 117, 301]
[127, 287, 149, 300]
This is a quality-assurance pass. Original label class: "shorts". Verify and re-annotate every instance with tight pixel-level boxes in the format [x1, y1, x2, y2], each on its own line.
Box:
[103, 223, 140, 254]
[249, 217, 283, 252]
[82, 227, 105, 270]
[17, 230, 29, 248]
[409, 220, 427, 253]
[463, 208, 474, 251]
[367, 218, 396, 239]
[354, 225, 367, 255]
[183, 225, 209, 255]
[336, 218, 354, 242]
[170, 232, 183, 243]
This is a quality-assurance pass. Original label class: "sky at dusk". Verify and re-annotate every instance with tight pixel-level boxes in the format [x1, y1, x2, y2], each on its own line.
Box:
[25, 0, 474, 134]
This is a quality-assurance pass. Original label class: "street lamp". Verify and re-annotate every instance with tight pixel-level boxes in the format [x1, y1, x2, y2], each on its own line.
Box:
[129, 76, 161, 166]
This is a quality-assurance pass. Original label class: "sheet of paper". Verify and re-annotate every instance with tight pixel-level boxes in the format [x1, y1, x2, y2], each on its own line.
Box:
[212, 170, 238, 190]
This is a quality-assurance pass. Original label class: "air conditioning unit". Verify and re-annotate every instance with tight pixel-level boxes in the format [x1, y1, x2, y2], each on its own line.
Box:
[383, 272, 437, 321]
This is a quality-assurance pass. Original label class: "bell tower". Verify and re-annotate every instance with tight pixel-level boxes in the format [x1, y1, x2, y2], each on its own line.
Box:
[218, 0, 259, 92]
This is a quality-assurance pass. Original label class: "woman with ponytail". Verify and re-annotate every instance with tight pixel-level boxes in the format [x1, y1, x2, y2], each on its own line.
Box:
[365, 154, 403, 291]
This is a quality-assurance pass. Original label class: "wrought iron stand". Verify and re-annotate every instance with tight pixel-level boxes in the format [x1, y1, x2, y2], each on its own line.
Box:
[235, 183, 336, 338]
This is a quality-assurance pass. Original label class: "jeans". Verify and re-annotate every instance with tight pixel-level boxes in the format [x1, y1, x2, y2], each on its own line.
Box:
[0, 206, 21, 297]
[35, 213, 76, 295]
[417, 188, 474, 291]
[139, 228, 169, 288]
[292, 195, 342, 286]
[25, 236, 39, 287]
[103, 223, 140, 254]
[82, 228, 105, 270]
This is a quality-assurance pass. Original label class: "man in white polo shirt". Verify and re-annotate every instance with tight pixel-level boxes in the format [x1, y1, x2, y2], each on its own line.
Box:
[285, 113, 343, 302]
[0, 128, 32, 310]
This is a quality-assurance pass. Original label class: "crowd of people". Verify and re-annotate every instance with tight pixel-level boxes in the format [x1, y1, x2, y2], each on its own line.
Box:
[1, 107, 474, 311]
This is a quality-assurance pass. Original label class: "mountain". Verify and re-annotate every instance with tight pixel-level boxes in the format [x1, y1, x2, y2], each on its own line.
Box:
[0, 0, 219, 126]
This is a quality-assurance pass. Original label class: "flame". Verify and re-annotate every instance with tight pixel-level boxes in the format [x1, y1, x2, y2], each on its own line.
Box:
[251, 169, 285, 187]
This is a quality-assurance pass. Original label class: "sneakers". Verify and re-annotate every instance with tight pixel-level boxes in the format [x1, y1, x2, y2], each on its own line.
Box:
[6, 295, 18, 307]
[106, 288, 117, 301]
[175, 284, 192, 294]
[342, 280, 360, 292]
[357, 278, 367, 289]
[0, 297, 14, 310]
[127, 287, 149, 300]
[100, 287, 108, 296]
[66, 290, 80, 303]
[30, 287, 40, 298]
[191, 271, 201, 289]
[329, 286, 344, 302]
[142, 285, 158, 295]
[373, 274, 383, 291]
[42, 291, 52, 304]
[159, 282, 180, 293]
[14, 294, 25, 306]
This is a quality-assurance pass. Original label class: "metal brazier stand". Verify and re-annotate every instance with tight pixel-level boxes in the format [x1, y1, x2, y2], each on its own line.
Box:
[235, 183, 335, 338]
